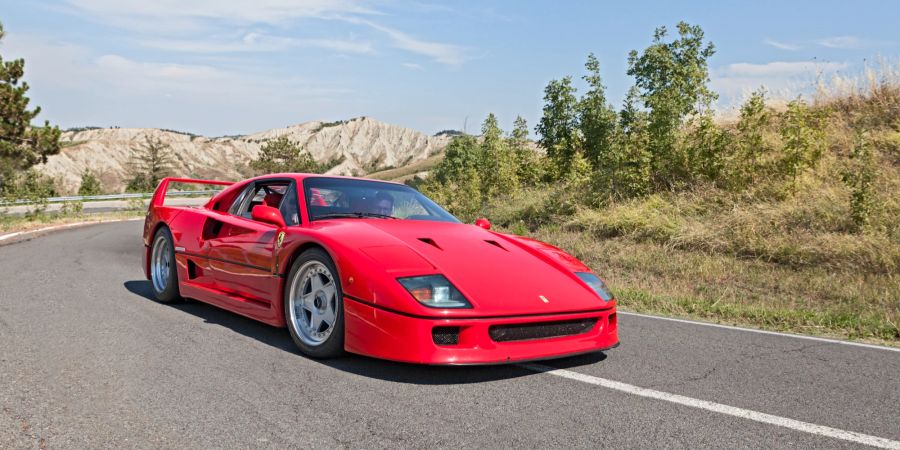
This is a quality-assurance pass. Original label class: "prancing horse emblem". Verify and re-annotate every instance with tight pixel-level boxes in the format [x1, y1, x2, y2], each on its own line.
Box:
[539, 295, 550, 303]
[276, 231, 285, 249]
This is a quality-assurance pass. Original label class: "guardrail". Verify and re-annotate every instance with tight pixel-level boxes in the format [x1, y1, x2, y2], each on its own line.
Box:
[0, 190, 222, 206]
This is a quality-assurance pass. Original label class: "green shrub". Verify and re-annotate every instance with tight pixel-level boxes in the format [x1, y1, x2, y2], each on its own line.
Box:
[842, 133, 878, 232]
[78, 170, 103, 196]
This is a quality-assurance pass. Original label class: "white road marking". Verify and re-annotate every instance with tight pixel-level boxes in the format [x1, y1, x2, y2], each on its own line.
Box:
[619, 311, 900, 353]
[0, 218, 143, 243]
[521, 363, 900, 449]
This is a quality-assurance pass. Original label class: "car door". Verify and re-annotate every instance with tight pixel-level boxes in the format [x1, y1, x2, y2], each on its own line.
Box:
[206, 180, 297, 305]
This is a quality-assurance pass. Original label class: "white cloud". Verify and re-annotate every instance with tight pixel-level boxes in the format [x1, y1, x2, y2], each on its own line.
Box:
[2, 33, 352, 134]
[58, 0, 468, 66]
[402, 62, 424, 70]
[817, 36, 862, 49]
[720, 61, 849, 77]
[712, 60, 851, 106]
[62, 0, 379, 29]
[764, 39, 801, 51]
[345, 18, 469, 66]
[140, 32, 375, 54]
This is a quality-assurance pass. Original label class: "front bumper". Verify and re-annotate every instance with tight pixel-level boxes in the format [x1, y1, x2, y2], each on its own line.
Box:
[343, 296, 619, 365]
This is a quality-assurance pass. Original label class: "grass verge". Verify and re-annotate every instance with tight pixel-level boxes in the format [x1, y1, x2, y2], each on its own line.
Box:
[0, 210, 145, 236]
[518, 227, 899, 346]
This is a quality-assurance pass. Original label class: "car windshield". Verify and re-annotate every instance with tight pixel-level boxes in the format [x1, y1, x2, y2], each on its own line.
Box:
[303, 177, 460, 223]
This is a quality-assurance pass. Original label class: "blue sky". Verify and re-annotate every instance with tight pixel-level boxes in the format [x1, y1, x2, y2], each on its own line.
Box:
[1, 0, 897, 136]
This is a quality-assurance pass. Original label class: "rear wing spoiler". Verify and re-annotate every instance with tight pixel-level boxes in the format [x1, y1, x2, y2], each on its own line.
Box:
[149, 177, 235, 208]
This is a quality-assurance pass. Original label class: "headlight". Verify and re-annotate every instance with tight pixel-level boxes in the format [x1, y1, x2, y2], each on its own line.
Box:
[397, 275, 472, 308]
[575, 272, 614, 302]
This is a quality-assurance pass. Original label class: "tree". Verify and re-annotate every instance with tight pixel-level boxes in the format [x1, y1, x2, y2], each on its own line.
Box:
[421, 134, 484, 221]
[421, 166, 483, 222]
[509, 116, 544, 186]
[608, 87, 653, 198]
[842, 133, 877, 232]
[779, 98, 826, 189]
[731, 90, 771, 188]
[536, 76, 580, 173]
[250, 136, 321, 175]
[430, 134, 481, 185]
[478, 113, 519, 199]
[627, 22, 717, 188]
[126, 136, 175, 192]
[78, 170, 103, 196]
[0, 21, 61, 196]
[577, 54, 618, 170]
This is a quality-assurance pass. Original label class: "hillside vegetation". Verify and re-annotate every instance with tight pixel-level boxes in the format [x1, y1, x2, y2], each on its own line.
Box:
[420, 23, 899, 343]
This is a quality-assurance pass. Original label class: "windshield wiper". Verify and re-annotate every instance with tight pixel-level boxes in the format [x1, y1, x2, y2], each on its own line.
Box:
[314, 212, 399, 220]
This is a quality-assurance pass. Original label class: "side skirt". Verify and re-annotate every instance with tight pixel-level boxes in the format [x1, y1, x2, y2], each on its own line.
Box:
[180, 281, 285, 327]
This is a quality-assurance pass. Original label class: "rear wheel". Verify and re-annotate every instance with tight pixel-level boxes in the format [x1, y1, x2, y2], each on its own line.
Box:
[150, 227, 182, 303]
[284, 248, 345, 358]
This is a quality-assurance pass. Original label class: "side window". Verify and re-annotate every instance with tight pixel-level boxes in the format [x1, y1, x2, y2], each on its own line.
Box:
[279, 184, 300, 226]
[229, 183, 289, 219]
[228, 184, 255, 216]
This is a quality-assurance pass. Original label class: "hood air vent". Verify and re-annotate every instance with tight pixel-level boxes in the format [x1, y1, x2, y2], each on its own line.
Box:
[418, 237, 442, 250]
[484, 240, 508, 251]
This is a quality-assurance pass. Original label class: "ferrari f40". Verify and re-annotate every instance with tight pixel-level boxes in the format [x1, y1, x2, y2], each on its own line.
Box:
[142, 174, 618, 364]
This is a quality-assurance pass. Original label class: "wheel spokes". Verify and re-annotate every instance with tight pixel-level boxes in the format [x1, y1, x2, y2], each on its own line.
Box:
[309, 310, 323, 333]
[289, 261, 338, 345]
[320, 281, 336, 301]
[320, 300, 336, 327]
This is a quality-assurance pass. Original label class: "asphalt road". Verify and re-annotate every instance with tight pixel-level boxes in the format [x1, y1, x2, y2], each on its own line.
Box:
[1, 221, 898, 449]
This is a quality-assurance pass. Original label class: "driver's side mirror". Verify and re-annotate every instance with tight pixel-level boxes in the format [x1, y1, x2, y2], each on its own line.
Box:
[475, 217, 491, 230]
[252, 205, 286, 228]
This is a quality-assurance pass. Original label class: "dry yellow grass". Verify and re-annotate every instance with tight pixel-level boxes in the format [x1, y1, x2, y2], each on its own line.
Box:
[483, 75, 900, 343]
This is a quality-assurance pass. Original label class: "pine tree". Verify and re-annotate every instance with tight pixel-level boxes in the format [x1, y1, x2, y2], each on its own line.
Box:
[126, 136, 175, 192]
[0, 21, 61, 196]
[250, 136, 321, 175]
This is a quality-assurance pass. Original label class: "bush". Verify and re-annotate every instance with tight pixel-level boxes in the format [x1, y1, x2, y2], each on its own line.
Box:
[842, 133, 878, 232]
[78, 170, 103, 196]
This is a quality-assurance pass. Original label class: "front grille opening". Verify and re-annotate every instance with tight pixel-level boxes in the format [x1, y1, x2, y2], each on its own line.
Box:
[489, 318, 597, 342]
[608, 313, 617, 330]
[432, 326, 460, 346]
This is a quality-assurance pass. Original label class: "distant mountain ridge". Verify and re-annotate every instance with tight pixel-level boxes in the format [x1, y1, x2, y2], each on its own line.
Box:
[39, 117, 452, 193]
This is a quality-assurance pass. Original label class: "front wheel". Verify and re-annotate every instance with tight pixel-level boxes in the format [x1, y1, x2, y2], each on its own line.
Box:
[284, 248, 345, 358]
[150, 227, 182, 303]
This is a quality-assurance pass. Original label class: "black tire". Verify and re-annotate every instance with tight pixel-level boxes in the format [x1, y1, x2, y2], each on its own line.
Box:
[149, 227, 182, 303]
[284, 248, 345, 358]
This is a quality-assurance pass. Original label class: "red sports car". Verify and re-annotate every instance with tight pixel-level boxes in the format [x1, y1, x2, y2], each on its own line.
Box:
[142, 174, 618, 364]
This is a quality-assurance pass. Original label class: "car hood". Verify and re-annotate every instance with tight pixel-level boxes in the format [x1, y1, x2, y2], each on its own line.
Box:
[321, 219, 609, 316]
